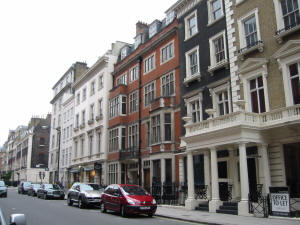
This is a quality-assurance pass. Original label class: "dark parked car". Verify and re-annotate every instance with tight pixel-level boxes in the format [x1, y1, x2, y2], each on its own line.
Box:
[100, 184, 157, 217]
[27, 183, 41, 196]
[0, 181, 7, 198]
[0, 208, 26, 225]
[67, 183, 102, 208]
[18, 182, 32, 194]
[37, 184, 64, 200]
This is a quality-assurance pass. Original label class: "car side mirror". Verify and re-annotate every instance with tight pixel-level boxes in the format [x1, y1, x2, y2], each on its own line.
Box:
[10, 214, 26, 225]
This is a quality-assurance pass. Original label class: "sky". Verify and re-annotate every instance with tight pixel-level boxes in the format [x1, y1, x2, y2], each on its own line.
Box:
[0, 0, 177, 146]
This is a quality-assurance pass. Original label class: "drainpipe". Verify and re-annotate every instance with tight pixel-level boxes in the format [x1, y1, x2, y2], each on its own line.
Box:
[138, 56, 143, 186]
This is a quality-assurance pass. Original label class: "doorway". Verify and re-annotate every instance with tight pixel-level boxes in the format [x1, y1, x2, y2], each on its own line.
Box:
[247, 157, 258, 201]
[218, 161, 228, 201]
[144, 169, 150, 192]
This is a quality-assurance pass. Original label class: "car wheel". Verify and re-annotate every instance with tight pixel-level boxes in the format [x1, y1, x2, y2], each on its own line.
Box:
[4, 193, 7, 198]
[78, 198, 84, 208]
[67, 196, 73, 206]
[120, 205, 127, 217]
[100, 203, 106, 213]
[148, 213, 153, 217]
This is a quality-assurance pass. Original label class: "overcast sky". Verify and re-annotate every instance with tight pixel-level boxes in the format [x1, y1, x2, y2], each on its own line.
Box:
[0, 0, 176, 146]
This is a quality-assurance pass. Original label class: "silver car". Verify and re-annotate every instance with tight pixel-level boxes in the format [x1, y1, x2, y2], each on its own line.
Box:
[0, 181, 7, 198]
[67, 183, 103, 208]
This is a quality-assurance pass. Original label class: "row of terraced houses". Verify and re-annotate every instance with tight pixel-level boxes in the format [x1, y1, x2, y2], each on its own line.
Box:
[2, 0, 300, 217]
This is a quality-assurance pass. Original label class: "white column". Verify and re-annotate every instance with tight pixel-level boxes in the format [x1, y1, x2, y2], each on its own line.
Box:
[179, 157, 184, 184]
[161, 158, 166, 184]
[238, 142, 250, 216]
[229, 149, 239, 200]
[185, 151, 197, 210]
[259, 144, 271, 194]
[209, 147, 221, 212]
[204, 151, 211, 200]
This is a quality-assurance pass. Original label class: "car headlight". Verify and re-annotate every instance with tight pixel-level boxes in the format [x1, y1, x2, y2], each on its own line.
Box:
[152, 199, 156, 204]
[127, 199, 135, 205]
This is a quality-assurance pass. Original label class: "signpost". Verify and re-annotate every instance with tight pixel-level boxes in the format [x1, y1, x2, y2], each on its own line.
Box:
[269, 187, 290, 217]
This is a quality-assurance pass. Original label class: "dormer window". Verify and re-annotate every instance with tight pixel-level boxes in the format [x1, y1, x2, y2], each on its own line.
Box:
[120, 46, 129, 60]
[134, 34, 142, 49]
[166, 10, 175, 25]
[149, 21, 161, 38]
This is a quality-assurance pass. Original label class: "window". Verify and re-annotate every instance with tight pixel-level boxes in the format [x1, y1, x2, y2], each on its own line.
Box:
[117, 73, 127, 86]
[128, 124, 139, 148]
[129, 91, 138, 113]
[98, 75, 104, 90]
[152, 115, 161, 144]
[75, 141, 78, 158]
[184, 10, 198, 39]
[281, 0, 300, 28]
[121, 128, 126, 150]
[144, 82, 155, 106]
[144, 54, 155, 74]
[238, 9, 262, 51]
[89, 135, 93, 156]
[161, 41, 174, 64]
[249, 76, 266, 113]
[108, 163, 118, 185]
[208, 0, 224, 25]
[82, 88, 87, 102]
[81, 138, 85, 156]
[110, 97, 119, 118]
[191, 100, 201, 123]
[90, 104, 94, 120]
[51, 135, 55, 148]
[161, 72, 175, 96]
[90, 81, 95, 96]
[135, 34, 142, 49]
[185, 46, 200, 80]
[76, 114, 79, 128]
[121, 96, 127, 115]
[146, 121, 151, 147]
[98, 99, 103, 116]
[129, 65, 138, 82]
[164, 113, 171, 141]
[77, 93, 80, 105]
[109, 128, 119, 152]
[217, 91, 229, 115]
[209, 31, 228, 71]
[81, 110, 85, 125]
[288, 62, 300, 104]
[97, 132, 101, 153]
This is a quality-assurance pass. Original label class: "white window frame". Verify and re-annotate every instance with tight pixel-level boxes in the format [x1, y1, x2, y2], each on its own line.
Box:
[185, 93, 203, 123]
[82, 88, 87, 102]
[129, 91, 138, 114]
[161, 71, 175, 97]
[207, 0, 224, 26]
[108, 163, 118, 184]
[128, 123, 139, 148]
[90, 80, 95, 96]
[184, 10, 198, 41]
[144, 81, 156, 107]
[116, 73, 127, 86]
[210, 83, 232, 117]
[144, 53, 156, 74]
[129, 64, 139, 83]
[89, 134, 93, 156]
[151, 114, 161, 144]
[109, 127, 119, 152]
[109, 95, 127, 118]
[160, 40, 175, 65]
[240, 66, 270, 113]
[208, 30, 228, 73]
[238, 8, 262, 50]
[98, 75, 104, 90]
[90, 104, 94, 120]
[184, 46, 201, 85]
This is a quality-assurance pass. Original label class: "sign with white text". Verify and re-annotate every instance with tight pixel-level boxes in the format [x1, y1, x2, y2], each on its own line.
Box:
[269, 187, 290, 217]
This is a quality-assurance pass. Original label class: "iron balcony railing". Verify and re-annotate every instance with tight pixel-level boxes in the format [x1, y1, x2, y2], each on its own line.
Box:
[119, 146, 140, 160]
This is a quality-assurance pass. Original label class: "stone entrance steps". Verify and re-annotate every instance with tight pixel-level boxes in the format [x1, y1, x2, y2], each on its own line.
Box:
[195, 201, 209, 211]
[216, 202, 238, 215]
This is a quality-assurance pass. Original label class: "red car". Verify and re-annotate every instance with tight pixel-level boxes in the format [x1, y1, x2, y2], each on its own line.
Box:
[100, 184, 157, 217]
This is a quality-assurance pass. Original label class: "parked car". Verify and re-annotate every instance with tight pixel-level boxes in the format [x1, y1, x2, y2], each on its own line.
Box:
[67, 183, 102, 208]
[87, 183, 105, 194]
[0, 208, 26, 225]
[0, 181, 7, 198]
[37, 184, 64, 200]
[18, 181, 32, 194]
[27, 183, 41, 196]
[100, 184, 157, 217]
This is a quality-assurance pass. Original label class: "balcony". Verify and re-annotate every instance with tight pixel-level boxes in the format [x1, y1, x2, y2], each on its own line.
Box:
[184, 104, 300, 137]
[238, 40, 264, 60]
[73, 127, 79, 132]
[88, 118, 94, 125]
[95, 114, 103, 121]
[150, 96, 175, 112]
[275, 21, 300, 44]
[119, 147, 140, 161]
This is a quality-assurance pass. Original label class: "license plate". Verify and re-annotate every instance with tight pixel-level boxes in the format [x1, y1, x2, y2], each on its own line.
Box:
[54, 195, 60, 197]
[140, 206, 150, 210]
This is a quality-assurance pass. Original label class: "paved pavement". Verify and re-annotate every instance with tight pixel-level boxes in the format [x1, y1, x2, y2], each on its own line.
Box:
[156, 205, 300, 225]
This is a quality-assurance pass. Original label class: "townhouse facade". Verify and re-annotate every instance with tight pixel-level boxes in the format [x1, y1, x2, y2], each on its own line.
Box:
[71, 42, 126, 185]
[4, 115, 51, 184]
[49, 62, 88, 184]
[107, 11, 181, 191]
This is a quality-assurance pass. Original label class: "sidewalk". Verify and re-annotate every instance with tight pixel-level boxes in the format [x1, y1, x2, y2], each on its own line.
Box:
[156, 205, 300, 225]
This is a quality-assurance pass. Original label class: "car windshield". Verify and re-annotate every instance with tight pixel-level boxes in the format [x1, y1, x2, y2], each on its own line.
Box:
[80, 184, 93, 191]
[0, 181, 5, 186]
[33, 184, 41, 188]
[88, 184, 103, 191]
[23, 182, 31, 187]
[121, 186, 149, 196]
[45, 184, 60, 189]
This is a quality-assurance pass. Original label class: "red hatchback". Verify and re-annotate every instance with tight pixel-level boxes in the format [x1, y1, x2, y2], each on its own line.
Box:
[100, 184, 157, 217]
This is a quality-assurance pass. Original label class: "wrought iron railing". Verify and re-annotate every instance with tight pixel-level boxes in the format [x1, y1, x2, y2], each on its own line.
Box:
[119, 146, 140, 160]
[238, 40, 263, 54]
[195, 184, 208, 200]
[275, 21, 300, 36]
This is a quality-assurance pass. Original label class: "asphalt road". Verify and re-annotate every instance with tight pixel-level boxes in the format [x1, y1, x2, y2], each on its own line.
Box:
[0, 188, 198, 225]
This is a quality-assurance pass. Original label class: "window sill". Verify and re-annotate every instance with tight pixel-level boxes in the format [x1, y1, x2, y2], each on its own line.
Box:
[238, 41, 264, 60]
[275, 23, 300, 44]
[184, 31, 199, 42]
[208, 59, 229, 74]
[207, 15, 224, 27]
[183, 72, 201, 87]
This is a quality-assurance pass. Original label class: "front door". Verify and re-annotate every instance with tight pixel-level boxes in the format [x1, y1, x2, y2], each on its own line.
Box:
[247, 158, 258, 201]
[218, 161, 229, 201]
[144, 169, 150, 192]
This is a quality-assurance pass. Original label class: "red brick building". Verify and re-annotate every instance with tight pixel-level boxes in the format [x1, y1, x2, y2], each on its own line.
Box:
[108, 14, 181, 190]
